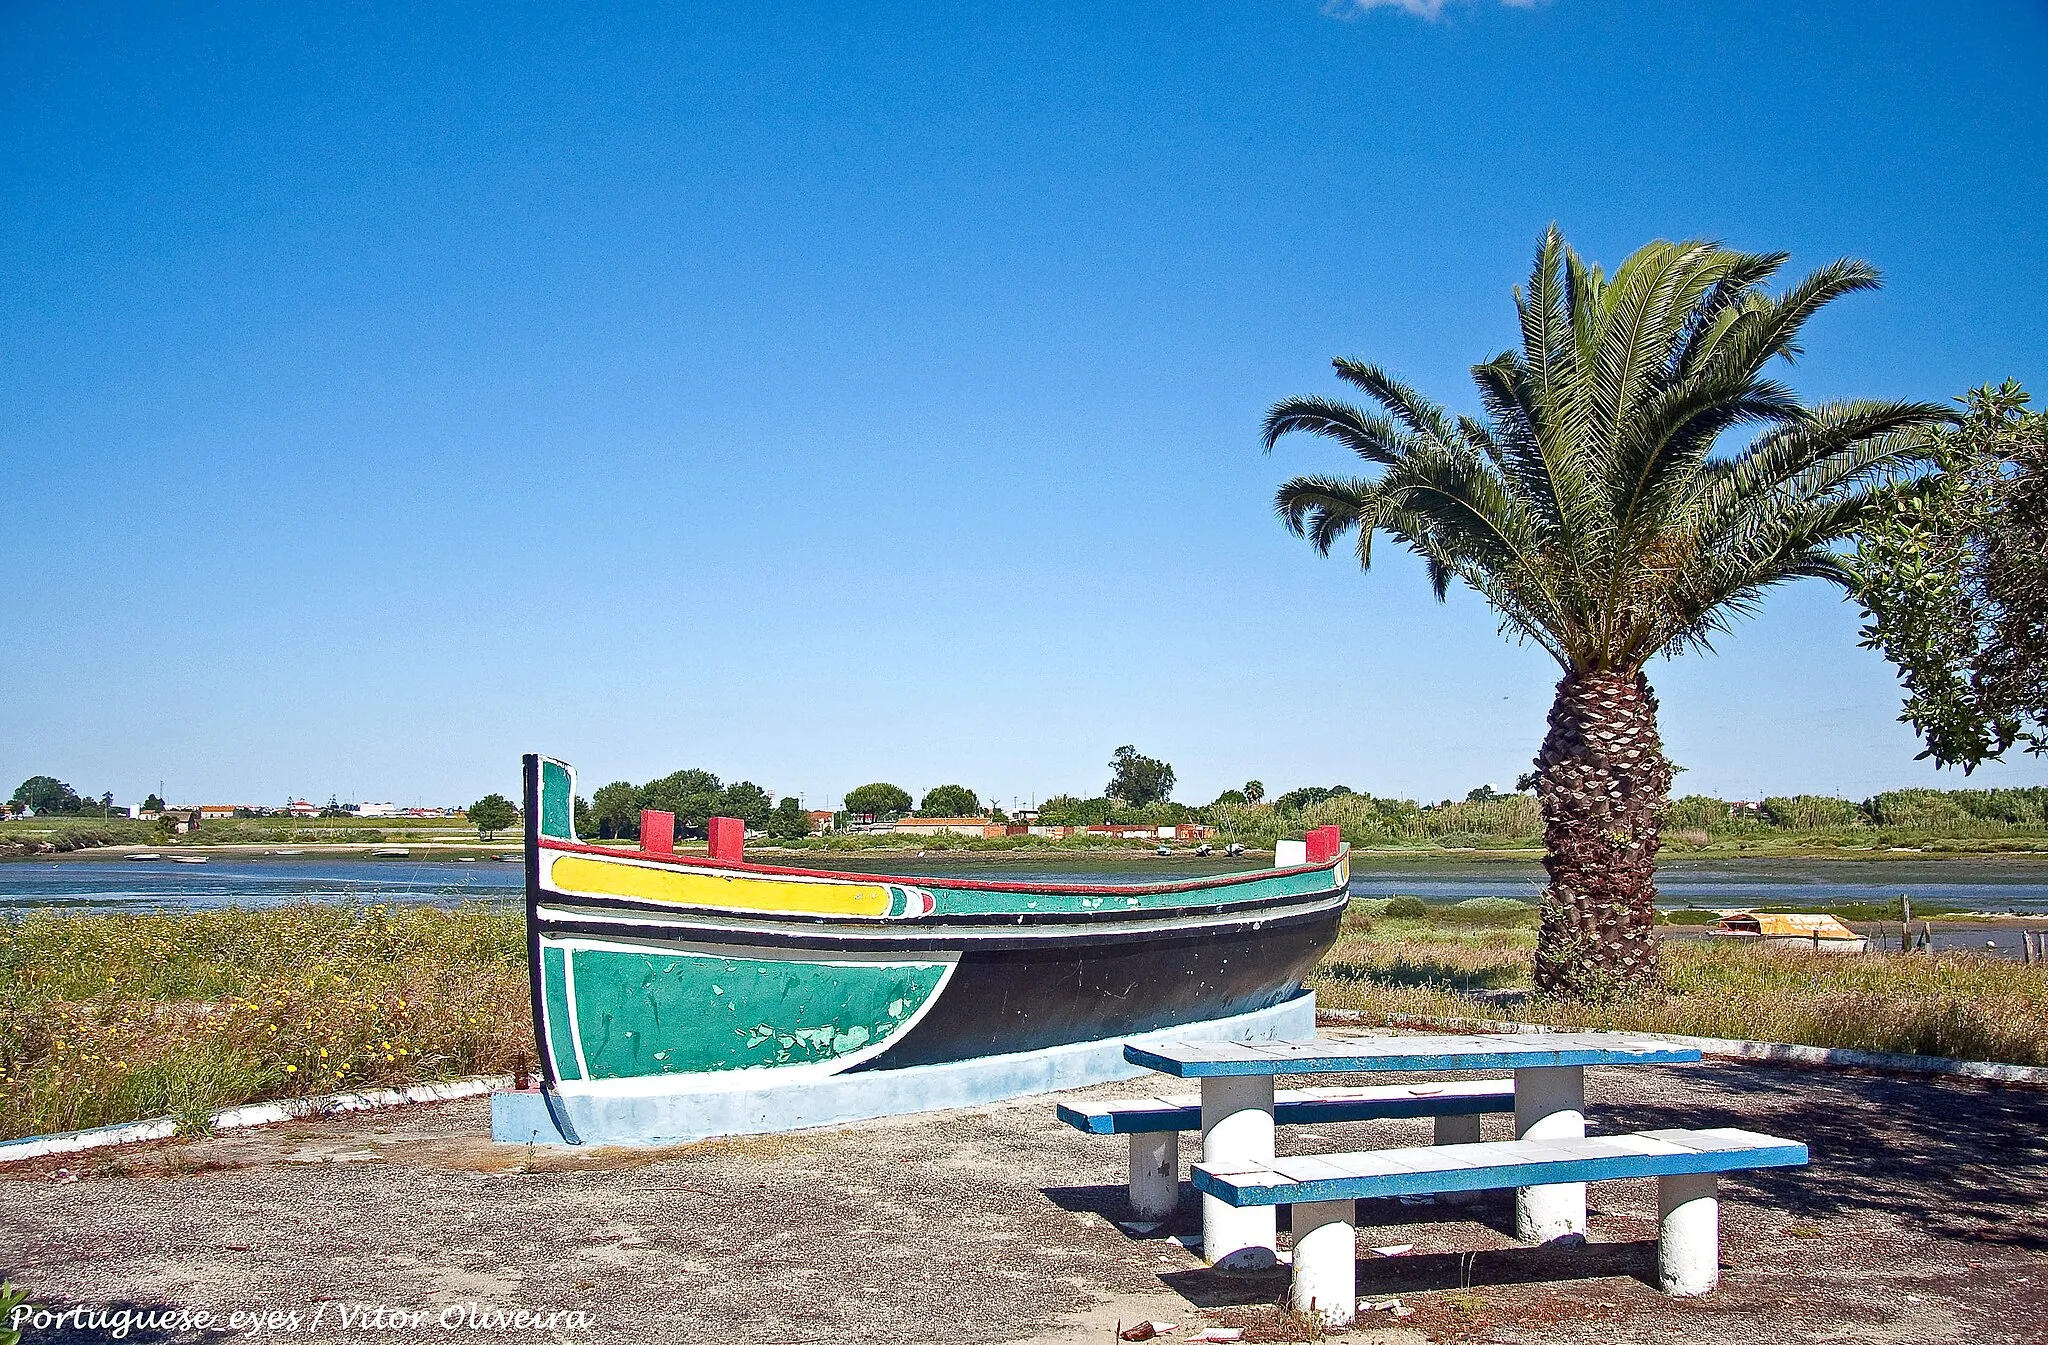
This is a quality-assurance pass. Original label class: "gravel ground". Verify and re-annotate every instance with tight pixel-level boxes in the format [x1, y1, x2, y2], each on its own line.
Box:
[3, 1046, 2045, 1345]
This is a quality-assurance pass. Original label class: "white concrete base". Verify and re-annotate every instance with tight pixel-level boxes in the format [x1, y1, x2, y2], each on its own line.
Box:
[1201, 1075, 1278, 1272]
[1129, 1131, 1180, 1220]
[1657, 1171, 1720, 1295]
[1288, 1199, 1357, 1327]
[492, 990, 1316, 1147]
[1514, 1065, 1586, 1243]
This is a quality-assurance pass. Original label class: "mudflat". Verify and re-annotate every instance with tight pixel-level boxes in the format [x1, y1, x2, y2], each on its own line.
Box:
[4, 1047, 2044, 1344]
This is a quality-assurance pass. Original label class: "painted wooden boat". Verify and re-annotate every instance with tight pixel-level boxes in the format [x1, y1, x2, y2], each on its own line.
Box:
[1710, 909, 1869, 953]
[520, 754, 1349, 1094]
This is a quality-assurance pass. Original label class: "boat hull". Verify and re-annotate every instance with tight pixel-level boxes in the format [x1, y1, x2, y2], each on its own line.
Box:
[520, 755, 1349, 1096]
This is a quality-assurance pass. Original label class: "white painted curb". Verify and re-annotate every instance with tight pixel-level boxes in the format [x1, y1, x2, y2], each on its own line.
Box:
[0, 1075, 512, 1165]
[1321, 1009, 2048, 1087]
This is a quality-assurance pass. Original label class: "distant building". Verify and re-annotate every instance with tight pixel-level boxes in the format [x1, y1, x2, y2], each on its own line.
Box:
[1084, 822, 1217, 841]
[286, 800, 321, 818]
[806, 810, 836, 835]
[197, 805, 238, 822]
[893, 817, 994, 838]
[351, 802, 399, 818]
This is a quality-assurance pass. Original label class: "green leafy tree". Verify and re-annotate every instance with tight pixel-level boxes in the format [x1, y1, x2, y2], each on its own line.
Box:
[641, 769, 723, 831]
[1210, 788, 1249, 807]
[719, 781, 773, 828]
[1106, 746, 1175, 806]
[918, 784, 981, 817]
[573, 794, 594, 838]
[1275, 785, 1352, 812]
[1854, 380, 2048, 770]
[467, 793, 519, 840]
[1243, 780, 1265, 804]
[590, 780, 643, 840]
[766, 795, 811, 841]
[842, 783, 913, 819]
[143, 792, 165, 812]
[1266, 227, 1945, 997]
[11, 776, 82, 815]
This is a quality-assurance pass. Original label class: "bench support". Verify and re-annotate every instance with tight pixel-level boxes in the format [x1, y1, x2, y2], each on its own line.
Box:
[1434, 1111, 1482, 1204]
[1129, 1131, 1179, 1221]
[1200, 1076, 1277, 1272]
[1288, 1199, 1356, 1328]
[1514, 1065, 1586, 1243]
[1657, 1172, 1719, 1296]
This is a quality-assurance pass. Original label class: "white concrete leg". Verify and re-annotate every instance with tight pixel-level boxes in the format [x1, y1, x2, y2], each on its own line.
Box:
[1200, 1075, 1277, 1272]
[1288, 1199, 1356, 1328]
[1434, 1111, 1482, 1203]
[1657, 1172, 1720, 1296]
[1513, 1065, 1586, 1243]
[1434, 1112, 1481, 1144]
[1129, 1130, 1179, 1221]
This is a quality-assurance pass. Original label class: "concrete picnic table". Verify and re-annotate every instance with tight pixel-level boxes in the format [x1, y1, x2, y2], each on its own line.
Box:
[1123, 1031, 1703, 1271]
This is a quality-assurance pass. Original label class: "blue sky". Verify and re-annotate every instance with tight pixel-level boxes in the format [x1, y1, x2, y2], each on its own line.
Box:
[4, 0, 2045, 810]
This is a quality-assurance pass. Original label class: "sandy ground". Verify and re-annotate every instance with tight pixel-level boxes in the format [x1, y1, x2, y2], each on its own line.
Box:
[4, 1048, 2046, 1345]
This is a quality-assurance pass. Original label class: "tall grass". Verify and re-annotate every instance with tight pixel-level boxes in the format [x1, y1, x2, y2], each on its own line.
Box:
[0, 904, 529, 1142]
[1308, 905, 2048, 1066]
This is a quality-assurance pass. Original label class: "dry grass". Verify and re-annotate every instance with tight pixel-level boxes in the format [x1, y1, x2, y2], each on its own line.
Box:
[0, 903, 530, 1142]
[1309, 907, 2048, 1066]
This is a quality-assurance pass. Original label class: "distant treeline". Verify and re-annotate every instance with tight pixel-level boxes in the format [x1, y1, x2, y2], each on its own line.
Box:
[580, 769, 812, 842]
[1082, 784, 2048, 850]
[1670, 787, 2048, 835]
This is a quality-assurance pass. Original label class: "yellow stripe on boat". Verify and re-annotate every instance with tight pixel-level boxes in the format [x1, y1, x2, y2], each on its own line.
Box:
[547, 854, 892, 916]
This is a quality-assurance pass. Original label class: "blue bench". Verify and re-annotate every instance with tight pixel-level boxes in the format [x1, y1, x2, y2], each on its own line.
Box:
[1194, 1127, 1809, 1325]
[1056, 1080, 1515, 1220]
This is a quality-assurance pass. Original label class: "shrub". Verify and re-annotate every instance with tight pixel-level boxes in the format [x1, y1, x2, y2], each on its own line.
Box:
[1435, 897, 1536, 926]
[1762, 795, 1863, 830]
[1863, 789, 1970, 828]
[1666, 795, 1733, 831]
[1383, 895, 1429, 919]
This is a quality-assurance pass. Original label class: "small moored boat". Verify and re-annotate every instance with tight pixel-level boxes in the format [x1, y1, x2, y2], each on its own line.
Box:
[126, 852, 162, 862]
[169, 855, 208, 864]
[519, 754, 1348, 1092]
[1711, 910, 1868, 952]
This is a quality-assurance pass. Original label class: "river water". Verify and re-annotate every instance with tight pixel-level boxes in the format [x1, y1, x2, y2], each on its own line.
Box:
[5, 853, 2047, 920]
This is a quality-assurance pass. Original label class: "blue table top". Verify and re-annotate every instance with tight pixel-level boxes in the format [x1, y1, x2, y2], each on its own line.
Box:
[1123, 1031, 1702, 1077]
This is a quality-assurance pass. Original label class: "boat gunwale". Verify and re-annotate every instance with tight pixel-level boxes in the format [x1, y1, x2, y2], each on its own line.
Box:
[535, 836, 1347, 897]
[533, 882, 1350, 934]
[532, 891, 1349, 953]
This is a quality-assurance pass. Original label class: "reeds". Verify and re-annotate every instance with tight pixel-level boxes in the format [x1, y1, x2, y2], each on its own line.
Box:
[0, 903, 529, 1142]
[1309, 916, 2048, 1066]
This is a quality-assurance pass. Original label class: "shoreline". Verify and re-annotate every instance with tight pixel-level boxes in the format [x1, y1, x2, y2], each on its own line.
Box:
[9, 838, 2048, 866]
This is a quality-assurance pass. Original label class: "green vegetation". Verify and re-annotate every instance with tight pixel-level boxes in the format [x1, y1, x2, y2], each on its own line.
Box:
[842, 782, 913, 820]
[916, 784, 981, 817]
[1106, 745, 1175, 807]
[579, 767, 780, 840]
[466, 793, 519, 840]
[0, 903, 529, 1143]
[1309, 903, 2048, 1065]
[7, 774, 120, 819]
[1855, 380, 2048, 770]
[1266, 227, 1951, 996]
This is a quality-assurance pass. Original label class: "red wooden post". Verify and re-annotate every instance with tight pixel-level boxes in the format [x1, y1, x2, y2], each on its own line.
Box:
[640, 809, 675, 856]
[708, 815, 745, 863]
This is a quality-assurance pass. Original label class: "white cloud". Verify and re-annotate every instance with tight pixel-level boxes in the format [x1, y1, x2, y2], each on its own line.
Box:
[1323, 0, 1542, 20]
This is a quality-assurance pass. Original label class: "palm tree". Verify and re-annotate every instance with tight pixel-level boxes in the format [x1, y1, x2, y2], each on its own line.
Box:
[1265, 227, 1947, 998]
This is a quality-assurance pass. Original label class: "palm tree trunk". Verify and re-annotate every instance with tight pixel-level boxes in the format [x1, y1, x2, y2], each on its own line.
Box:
[1532, 669, 1670, 999]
